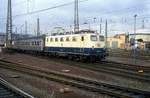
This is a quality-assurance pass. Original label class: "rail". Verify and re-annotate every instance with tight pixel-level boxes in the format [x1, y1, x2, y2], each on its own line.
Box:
[0, 59, 150, 98]
[0, 77, 34, 98]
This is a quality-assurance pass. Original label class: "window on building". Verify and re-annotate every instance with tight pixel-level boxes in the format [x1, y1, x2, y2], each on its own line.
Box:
[91, 35, 97, 41]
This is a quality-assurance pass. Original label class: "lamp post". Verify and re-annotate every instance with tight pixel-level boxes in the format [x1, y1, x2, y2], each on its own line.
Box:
[134, 14, 137, 39]
[133, 14, 137, 65]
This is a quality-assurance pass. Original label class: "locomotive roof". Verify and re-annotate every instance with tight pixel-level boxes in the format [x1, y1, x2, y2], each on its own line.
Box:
[47, 33, 100, 37]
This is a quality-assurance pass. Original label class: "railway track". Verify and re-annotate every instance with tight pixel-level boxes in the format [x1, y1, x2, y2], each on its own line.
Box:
[44, 57, 150, 82]
[78, 62, 150, 82]
[0, 59, 150, 98]
[100, 60, 150, 72]
[0, 77, 34, 98]
[109, 54, 150, 60]
[94, 61, 150, 82]
[109, 50, 150, 60]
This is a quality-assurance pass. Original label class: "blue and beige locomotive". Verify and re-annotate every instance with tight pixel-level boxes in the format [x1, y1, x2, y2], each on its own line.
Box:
[11, 30, 107, 62]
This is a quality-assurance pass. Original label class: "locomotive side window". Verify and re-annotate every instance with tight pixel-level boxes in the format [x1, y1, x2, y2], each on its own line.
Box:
[72, 37, 76, 41]
[66, 37, 70, 41]
[91, 35, 97, 41]
[60, 37, 64, 42]
[55, 38, 58, 42]
[50, 38, 53, 42]
[99, 36, 104, 41]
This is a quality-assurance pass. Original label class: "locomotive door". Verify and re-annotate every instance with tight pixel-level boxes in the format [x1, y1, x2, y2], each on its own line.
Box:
[80, 36, 85, 54]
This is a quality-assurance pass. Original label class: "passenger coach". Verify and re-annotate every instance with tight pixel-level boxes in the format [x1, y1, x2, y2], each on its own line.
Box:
[12, 36, 45, 52]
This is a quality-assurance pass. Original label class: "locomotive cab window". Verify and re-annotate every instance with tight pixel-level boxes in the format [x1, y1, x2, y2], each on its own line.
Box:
[99, 36, 104, 41]
[91, 35, 97, 41]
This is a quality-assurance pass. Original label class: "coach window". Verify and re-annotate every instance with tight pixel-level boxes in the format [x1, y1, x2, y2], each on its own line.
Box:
[37, 41, 40, 46]
[91, 35, 97, 41]
[60, 37, 64, 42]
[39, 41, 41, 45]
[55, 38, 58, 42]
[72, 37, 76, 41]
[34, 42, 36, 45]
[66, 37, 70, 41]
[81, 36, 84, 41]
[32, 42, 34, 45]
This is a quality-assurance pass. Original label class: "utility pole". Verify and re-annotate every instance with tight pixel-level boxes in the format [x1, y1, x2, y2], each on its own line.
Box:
[133, 14, 137, 65]
[74, 0, 79, 33]
[100, 24, 102, 34]
[6, 0, 12, 48]
[15, 27, 17, 34]
[37, 17, 40, 36]
[142, 19, 145, 29]
[25, 21, 27, 35]
[105, 19, 108, 49]
[100, 18, 102, 34]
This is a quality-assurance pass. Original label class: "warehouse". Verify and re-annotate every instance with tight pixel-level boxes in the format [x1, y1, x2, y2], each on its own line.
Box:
[107, 34, 125, 49]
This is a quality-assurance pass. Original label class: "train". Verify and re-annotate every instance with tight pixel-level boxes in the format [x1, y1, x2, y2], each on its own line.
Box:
[11, 30, 108, 62]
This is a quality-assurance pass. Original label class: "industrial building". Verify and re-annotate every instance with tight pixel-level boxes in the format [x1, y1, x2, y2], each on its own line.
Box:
[107, 34, 126, 49]
[107, 31, 150, 50]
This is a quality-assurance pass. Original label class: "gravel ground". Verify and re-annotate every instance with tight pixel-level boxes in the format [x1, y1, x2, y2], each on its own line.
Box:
[0, 52, 150, 92]
[0, 67, 111, 98]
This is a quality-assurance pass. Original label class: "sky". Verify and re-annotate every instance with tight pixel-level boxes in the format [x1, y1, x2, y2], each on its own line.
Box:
[0, 0, 150, 36]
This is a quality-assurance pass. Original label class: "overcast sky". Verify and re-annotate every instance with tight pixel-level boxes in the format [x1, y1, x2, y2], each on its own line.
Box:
[0, 0, 150, 35]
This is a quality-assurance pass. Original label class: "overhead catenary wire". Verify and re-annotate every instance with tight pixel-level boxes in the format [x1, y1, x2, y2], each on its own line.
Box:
[0, 0, 89, 20]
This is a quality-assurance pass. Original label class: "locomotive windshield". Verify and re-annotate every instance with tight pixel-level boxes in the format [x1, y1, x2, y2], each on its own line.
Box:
[91, 35, 97, 41]
[99, 36, 104, 41]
